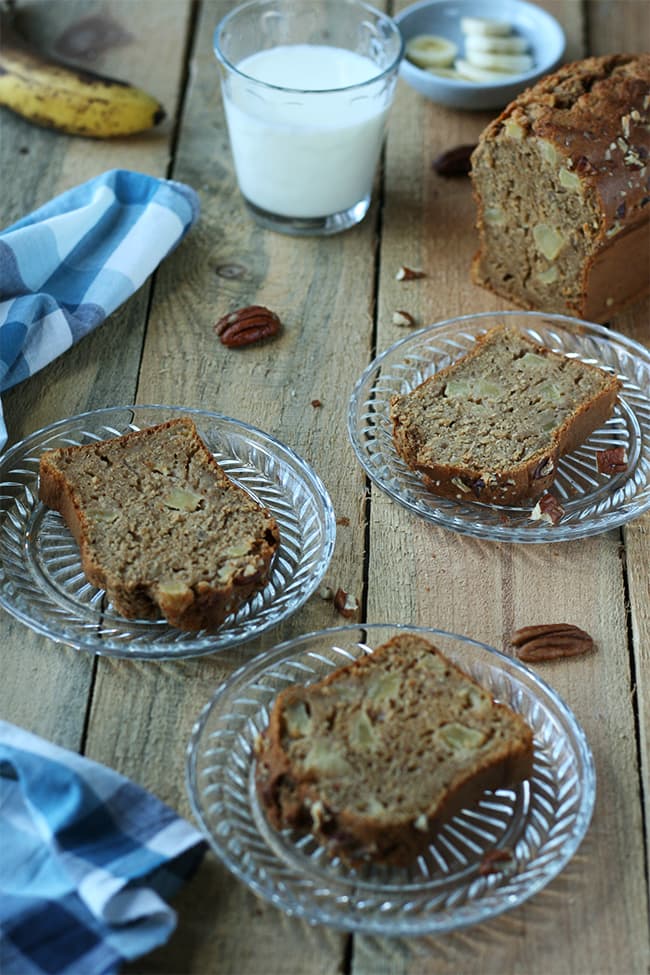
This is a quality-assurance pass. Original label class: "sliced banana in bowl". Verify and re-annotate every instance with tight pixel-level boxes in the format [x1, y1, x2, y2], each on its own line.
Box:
[459, 16, 514, 37]
[405, 34, 458, 69]
[405, 16, 534, 83]
[396, 0, 566, 109]
[464, 34, 530, 54]
[462, 50, 535, 74]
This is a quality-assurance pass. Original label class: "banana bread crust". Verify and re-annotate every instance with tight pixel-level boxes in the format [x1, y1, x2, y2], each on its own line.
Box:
[389, 325, 621, 506]
[38, 417, 280, 631]
[470, 54, 650, 321]
[255, 634, 534, 867]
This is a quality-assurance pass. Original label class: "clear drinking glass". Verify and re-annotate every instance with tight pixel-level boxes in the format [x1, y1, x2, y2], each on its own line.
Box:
[214, 0, 403, 236]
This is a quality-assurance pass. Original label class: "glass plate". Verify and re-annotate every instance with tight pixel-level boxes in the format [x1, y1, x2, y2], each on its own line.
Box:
[186, 623, 595, 936]
[348, 311, 650, 542]
[0, 406, 335, 659]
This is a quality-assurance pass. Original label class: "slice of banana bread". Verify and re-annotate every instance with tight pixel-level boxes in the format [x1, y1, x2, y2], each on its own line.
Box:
[38, 417, 280, 631]
[389, 324, 621, 506]
[255, 633, 534, 867]
[470, 54, 650, 322]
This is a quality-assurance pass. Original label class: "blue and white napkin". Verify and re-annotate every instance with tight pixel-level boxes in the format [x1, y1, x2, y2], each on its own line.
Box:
[0, 169, 200, 451]
[0, 721, 207, 975]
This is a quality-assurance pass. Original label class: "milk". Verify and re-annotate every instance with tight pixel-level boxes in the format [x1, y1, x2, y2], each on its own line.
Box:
[222, 45, 392, 218]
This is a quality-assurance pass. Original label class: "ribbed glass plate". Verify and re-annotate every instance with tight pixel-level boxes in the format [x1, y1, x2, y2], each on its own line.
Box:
[0, 406, 335, 659]
[186, 624, 595, 936]
[348, 311, 650, 542]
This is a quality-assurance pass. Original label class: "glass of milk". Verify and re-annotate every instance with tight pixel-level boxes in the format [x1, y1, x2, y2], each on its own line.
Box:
[214, 0, 403, 236]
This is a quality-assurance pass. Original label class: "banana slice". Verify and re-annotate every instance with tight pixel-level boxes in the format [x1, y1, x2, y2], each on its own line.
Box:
[426, 66, 465, 79]
[454, 59, 512, 83]
[464, 34, 529, 54]
[460, 16, 513, 36]
[406, 34, 458, 69]
[465, 50, 534, 73]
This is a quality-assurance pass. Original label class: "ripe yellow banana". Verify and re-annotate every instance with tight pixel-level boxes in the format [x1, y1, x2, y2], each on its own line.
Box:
[0, 21, 165, 137]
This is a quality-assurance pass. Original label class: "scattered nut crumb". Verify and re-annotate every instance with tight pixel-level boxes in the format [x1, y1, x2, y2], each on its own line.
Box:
[318, 584, 334, 601]
[311, 399, 322, 408]
[530, 492, 565, 525]
[336, 516, 350, 527]
[392, 309, 417, 327]
[478, 848, 513, 876]
[396, 265, 426, 281]
[333, 589, 359, 618]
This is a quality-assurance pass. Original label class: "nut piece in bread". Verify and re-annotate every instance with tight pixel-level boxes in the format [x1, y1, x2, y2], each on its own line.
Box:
[255, 634, 534, 867]
[38, 417, 280, 631]
[470, 54, 650, 322]
[389, 324, 621, 506]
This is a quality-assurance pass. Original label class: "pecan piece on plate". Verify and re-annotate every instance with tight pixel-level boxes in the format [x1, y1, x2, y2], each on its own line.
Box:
[530, 492, 565, 525]
[596, 446, 627, 475]
[478, 847, 513, 876]
[511, 623, 595, 662]
[214, 305, 282, 347]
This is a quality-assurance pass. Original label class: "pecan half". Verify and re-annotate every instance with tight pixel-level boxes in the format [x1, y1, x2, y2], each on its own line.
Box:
[596, 446, 627, 474]
[432, 143, 476, 177]
[215, 305, 281, 347]
[511, 623, 594, 662]
[333, 589, 359, 618]
[530, 492, 565, 525]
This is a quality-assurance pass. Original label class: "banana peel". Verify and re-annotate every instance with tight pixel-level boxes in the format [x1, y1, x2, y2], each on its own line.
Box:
[0, 9, 166, 137]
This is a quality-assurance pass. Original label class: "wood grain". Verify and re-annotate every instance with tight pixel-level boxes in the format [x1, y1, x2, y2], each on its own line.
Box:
[0, 0, 192, 750]
[0, 0, 648, 972]
[84, 0, 371, 970]
[356, 1, 650, 973]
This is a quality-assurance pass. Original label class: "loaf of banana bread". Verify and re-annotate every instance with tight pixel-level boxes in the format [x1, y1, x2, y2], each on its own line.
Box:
[389, 324, 621, 506]
[38, 417, 280, 631]
[255, 633, 534, 867]
[470, 54, 650, 322]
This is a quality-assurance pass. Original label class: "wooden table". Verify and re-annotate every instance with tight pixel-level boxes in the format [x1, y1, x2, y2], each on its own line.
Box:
[1, 2, 648, 972]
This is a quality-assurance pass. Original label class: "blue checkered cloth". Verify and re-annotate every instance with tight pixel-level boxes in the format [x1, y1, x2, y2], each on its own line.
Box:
[0, 169, 200, 452]
[0, 721, 207, 975]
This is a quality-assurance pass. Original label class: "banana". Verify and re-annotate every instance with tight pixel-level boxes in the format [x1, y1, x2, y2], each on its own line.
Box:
[405, 34, 458, 69]
[464, 34, 529, 54]
[0, 20, 165, 137]
[460, 16, 513, 37]
[426, 66, 465, 79]
[464, 50, 534, 73]
[454, 59, 513, 83]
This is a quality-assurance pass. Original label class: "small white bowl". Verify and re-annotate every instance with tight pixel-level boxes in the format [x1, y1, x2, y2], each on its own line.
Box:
[396, 0, 566, 110]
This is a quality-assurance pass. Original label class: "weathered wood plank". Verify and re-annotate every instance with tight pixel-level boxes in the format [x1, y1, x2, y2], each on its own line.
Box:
[1, 0, 647, 971]
[355, 0, 650, 972]
[0, 0, 193, 752]
[586, 0, 650, 916]
[86, 1, 381, 971]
